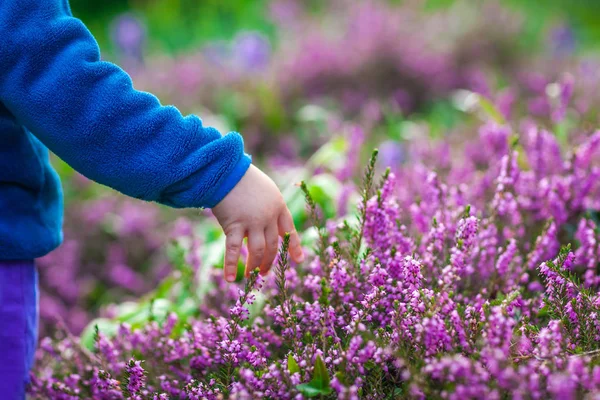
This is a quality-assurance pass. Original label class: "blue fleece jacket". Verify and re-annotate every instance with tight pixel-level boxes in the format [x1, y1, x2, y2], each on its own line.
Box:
[0, 0, 252, 260]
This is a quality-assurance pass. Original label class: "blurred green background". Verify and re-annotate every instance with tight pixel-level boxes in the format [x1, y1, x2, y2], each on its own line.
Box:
[71, 0, 275, 54]
[73, 0, 600, 56]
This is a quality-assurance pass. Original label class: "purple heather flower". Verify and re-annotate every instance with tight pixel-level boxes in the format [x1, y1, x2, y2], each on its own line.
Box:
[550, 24, 576, 57]
[378, 140, 405, 170]
[111, 13, 146, 71]
[202, 42, 231, 67]
[233, 32, 271, 71]
[125, 360, 146, 395]
[552, 74, 575, 123]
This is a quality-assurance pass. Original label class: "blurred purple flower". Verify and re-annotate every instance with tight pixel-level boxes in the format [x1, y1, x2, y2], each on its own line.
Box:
[171, 217, 194, 239]
[379, 140, 405, 170]
[392, 89, 413, 113]
[465, 69, 491, 98]
[269, 0, 302, 27]
[277, 136, 298, 159]
[106, 245, 145, 292]
[68, 309, 91, 335]
[528, 96, 552, 117]
[38, 292, 66, 323]
[337, 183, 355, 217]
[111, 13, 146, 70]
[496, 88, 516, 119]
[233, 32, 271, 71]
[202, 41, 232, 67]
[552, 73, 575, 123]
[109, 263, 145, 293]
[116, 200, 160, 237]
[550, 24, 576, 57]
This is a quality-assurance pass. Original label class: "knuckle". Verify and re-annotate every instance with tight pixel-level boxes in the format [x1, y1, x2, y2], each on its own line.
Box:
[253, 246, 265, 257]
[225, 256, 238, 265]
[227, 243, 241, 253]
[273, 201, 285, 215]
[225, 223, 244, 236]
[275, 201, 285, 212]
[250, 214, 268, 226]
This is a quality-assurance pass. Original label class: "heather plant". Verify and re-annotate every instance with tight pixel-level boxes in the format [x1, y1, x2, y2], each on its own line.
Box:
[37, 132, 353, 338]
[30, 108, 600, 397]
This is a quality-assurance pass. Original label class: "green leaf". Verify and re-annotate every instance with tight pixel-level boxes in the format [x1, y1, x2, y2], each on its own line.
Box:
[80, 318, 119, 350]
[117, 299, 171, 325]
[154, 275, 177, 299]
[295, 355, 332, 397]
[477, 95, 506, 125]
[301, 226, 320, 248]
[296, 384, 329, 397]
[200, 240, 226, 269]
[288, 354, 300, 375]
[247, 292, 267, 321]
[287, 190, 309, 227]
[297, 104, 331, 123]
[307, 136, 348, 170]
[453, 90, 506, 125]
[537, 304, 550, 318]
[309, 174, 342, 203]
[175, 297, 201, 319]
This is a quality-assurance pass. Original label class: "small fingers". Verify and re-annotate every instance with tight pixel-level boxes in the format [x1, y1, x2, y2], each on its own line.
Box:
[224, 226, 244, 282]
[260, 224, 279, 276]
[278, 209, 305, 263]
[246, 230, 266, 277]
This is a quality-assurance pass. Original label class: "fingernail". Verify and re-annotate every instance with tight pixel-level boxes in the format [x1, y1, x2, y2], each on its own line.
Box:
[225, 271, 236, 282]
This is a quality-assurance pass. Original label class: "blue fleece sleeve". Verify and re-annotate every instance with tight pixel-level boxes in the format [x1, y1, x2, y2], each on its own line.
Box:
[0, 0, 251, 209]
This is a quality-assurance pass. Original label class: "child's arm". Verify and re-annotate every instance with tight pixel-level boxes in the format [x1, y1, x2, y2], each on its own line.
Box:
[0, 0, 247, 209]
[0, 0, 304, 278]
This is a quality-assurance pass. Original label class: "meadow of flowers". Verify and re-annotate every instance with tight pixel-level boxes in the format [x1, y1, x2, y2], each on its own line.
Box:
[30, 1, 600, 399]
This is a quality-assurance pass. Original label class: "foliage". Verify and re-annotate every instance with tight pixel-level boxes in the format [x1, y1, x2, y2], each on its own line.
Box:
[30, 102, 600, 397]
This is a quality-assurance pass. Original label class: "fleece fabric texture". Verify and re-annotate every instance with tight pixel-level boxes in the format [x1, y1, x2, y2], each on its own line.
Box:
[0, 0, 251, 259]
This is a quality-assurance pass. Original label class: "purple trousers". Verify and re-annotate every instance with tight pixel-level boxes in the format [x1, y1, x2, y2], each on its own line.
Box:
[0, 260, 38, 399]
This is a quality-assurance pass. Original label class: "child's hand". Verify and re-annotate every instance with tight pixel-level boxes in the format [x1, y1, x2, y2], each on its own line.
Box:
[212, 165, 305, 282]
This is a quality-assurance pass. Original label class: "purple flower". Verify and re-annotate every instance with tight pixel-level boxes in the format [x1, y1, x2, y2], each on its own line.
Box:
[550, 24, 576, 57]
[378, 140, 405, 170]
[125, 360, 146, 395]
[233, 32, 271, 71]
[202, 42, 231, 67]
[111, 13, 146, 70]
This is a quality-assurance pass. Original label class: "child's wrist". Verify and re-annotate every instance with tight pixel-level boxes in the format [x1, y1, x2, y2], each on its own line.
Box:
[205, 153, 252, 208]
